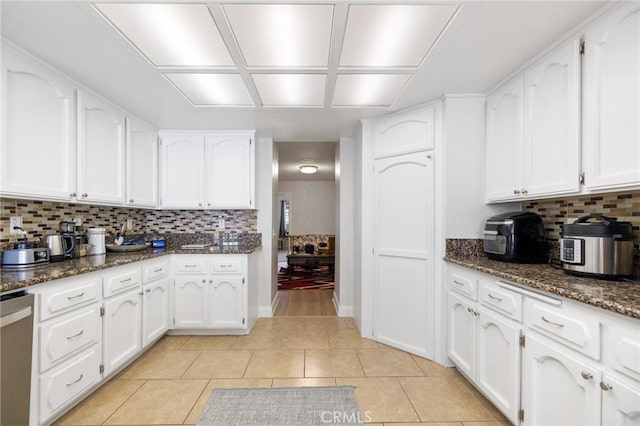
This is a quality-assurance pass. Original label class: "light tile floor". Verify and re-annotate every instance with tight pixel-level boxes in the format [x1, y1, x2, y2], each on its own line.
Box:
[55, 317, 511, 426]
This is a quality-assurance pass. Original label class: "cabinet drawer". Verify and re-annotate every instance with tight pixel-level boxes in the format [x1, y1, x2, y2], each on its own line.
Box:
[479, 280, 523, 322]
[39, 278, 101, 321]
[604, 320, 640, 382]
[448, 270, 477, 301]
[211, 256, 243, 274]
[525, 299, 601, 360]
[174, 258, 207, 274]
[39, 344, 101, 423]
[39, 305, 101, 372]
[142, 259, 169, 283]
[103, 266, 142, 297]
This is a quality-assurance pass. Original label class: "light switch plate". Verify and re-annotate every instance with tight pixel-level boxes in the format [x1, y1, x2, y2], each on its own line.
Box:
[10, 216, 23, 233]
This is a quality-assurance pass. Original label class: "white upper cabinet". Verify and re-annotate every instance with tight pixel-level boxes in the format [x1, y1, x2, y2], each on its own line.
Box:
[126, 117, 158, 207]
[373, 106, 435, 158]
[77, 90, 126, 204]
[205, 134, 254, 209]
[582, 2, 640, 191]
[159, 133, 205, 209]
[485, 76, 524, 201]
[523, 38, 581, 197]
[1, 45, 76, 200]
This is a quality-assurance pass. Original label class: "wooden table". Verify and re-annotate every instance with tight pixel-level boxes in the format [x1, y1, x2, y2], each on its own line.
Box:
[286, 253, 335, 273]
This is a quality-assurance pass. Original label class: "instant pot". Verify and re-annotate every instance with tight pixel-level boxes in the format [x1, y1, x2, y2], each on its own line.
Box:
[559, 214, 634, 279]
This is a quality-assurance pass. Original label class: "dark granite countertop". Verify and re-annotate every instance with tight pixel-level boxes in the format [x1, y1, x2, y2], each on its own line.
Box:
[444, 256, 640, 320]
[1, 244, 261, 293]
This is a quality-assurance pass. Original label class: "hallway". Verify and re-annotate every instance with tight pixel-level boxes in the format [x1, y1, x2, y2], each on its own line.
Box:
[274, 289, 337, 316]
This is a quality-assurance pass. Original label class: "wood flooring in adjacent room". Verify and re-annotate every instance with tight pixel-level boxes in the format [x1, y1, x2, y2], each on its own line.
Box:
[274, 289, 337, 317]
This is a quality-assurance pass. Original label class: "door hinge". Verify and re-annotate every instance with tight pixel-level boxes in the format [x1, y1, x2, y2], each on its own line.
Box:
[99, 364, 104, 374]
[579, 172, 585, 185]
[100, 307, 105, 317]
[159, 138, 162, 146]
[242, 277, 245, 284]
[173, 317, 176, 325]
[519, 409, 525, 422]
[579, 40, 585, 55]
[520, 335, 526, 348]
[249, 138, 252, 145]
[242, 317, 245, 325]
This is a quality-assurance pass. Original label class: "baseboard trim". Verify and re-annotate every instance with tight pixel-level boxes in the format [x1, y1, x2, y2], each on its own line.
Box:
[332, 291, 353, 317]
[257, 292, 279, 317]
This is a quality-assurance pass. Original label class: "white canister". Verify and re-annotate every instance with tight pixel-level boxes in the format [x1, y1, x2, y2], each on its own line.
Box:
[87, 228, 106, 255]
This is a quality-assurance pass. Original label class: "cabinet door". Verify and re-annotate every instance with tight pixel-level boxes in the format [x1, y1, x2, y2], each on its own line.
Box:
[204, 134, 254, 209]
[485, 76, 523, 201]
[1, 46, 76, 200]
[521, 333, 600, 426]
[103, 289, 142, 376]
[159, 134, 204, 208]
[77, 90, 126, 204]
[173, 277, 208, 328]
[447, 291, 476, 379]
[583, 3, 640, 190]
[126, 117, 158, 207]
[476, 308, 521, 424]
[142, 279, 169, 348]
[601, 374, 640, 426]
[208, 277, 245, 329]
[523, 38, 581, 197]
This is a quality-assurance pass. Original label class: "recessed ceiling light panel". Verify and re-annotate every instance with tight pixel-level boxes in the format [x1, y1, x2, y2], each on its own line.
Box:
[224, 4, 333, 68]
[253, 74, 326, 107]
[94, 3, 234, 67]
[340, 4, 458, 68]
[165, 74, 253, 106]
[332, 74, 411, 107]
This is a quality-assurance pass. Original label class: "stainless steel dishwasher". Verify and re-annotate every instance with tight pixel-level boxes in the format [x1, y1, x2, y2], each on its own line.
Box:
[1, 291, 35, 426]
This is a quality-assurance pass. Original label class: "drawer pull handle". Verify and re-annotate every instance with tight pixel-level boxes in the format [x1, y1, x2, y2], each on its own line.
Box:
[453, 280, 465, 286]
[67, 292, 85, 300]
[185, 264, 197, 268]
[66, 330, 84, 340]
[120, 278, 132, 284]
[600, 382, 613, 391]
[581, 371, 593, 380]
[488, 293, 503, 302]
[541, 316, 564, 328]
[467, 307, 473, 313]
[153, 268, 163, 273]
[220, 264, 232, 268]
[66, 374, 84, 387]
[145, 288, 151, 293]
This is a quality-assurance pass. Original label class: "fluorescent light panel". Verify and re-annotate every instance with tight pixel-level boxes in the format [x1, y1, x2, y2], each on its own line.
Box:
[253, 74, 326, 107]
[340, 4, 458, 68]
[94, 3, 233, 67]
[223, 4, 333, 68]
[332, 74, 411, 107]
[165, 74, 253, 106]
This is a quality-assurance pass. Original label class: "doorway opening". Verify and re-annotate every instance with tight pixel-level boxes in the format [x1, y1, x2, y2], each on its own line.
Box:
[274, 141, 338, 317]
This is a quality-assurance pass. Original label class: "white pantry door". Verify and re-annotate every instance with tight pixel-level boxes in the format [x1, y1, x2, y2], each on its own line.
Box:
[372, 151, 434, 357]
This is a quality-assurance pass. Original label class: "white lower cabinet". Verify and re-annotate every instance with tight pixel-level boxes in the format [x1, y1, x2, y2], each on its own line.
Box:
[521, 333, 600, 426]
[174, 277, 209, 328]
[601, 374, 640, 425]
[447, 291, 476, 378]
[102, 287, 142, 376]
[142, 278, 170, 348]
[209, 277, 245, 329]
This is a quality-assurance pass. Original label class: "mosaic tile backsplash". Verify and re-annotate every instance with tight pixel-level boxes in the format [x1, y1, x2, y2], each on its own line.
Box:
[0, 198, 257, 245]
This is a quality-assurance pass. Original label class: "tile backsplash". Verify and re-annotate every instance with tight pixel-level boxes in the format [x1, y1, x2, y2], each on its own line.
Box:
[0, 198, 257, 244]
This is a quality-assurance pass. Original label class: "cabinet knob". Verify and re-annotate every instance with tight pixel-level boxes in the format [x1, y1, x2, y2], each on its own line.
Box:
[202, 279, 206, 283]
[600, 382, 613, 391]
[199, 203, 202, 207]
[70, 192, 77, 197]
[521, 189, 528, 195]
[129, 199, 134, 203]
[208, 203, 211, 206]
[81, 193, 88, 198]
[581, 371, 593, 380]
[513, 189, 521, 195]
[426, 154, 432, 159]
[209, 280, 213, 283]
[145, 288, 151, 293]
[467, 307, 473, 313]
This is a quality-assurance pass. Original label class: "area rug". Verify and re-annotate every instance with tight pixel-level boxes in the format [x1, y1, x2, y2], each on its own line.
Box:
[196, 386, 362, 426]
[278, 266, 334, 291]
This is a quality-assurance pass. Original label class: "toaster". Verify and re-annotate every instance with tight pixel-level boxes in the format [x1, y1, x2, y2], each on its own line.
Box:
[483, 212, 547, 263]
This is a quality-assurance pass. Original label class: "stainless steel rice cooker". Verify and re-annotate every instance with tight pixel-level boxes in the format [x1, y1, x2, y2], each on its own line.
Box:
[560, 214, 634, 279]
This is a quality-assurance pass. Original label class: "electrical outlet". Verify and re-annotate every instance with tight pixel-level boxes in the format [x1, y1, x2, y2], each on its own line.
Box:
[127, 218, 133, 230]
[9, 216, 23, 233]
[73, 217, 82, 225]
[218, 218, 225, 229]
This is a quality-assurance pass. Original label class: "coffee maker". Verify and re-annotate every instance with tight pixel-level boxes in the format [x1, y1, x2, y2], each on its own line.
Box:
[59, 221, 77, 259]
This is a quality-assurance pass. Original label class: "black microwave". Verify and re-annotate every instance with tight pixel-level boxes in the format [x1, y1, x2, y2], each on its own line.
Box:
[483, 212, 547, 263]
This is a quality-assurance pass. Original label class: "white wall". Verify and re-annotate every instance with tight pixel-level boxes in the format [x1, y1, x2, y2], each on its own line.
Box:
[352, 127, 363, 329]
[277, 180, 336, 235]
[335, 137, 354, 317]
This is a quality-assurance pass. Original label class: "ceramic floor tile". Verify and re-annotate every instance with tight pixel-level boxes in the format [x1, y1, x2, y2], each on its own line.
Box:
[230, 332, 283, 349]
[54, 380, 144, 425]
[118, 350, 199, 380]
[183, 378, 273, 424]
[384, 423, 463, 426]
[280, 331, 330, 349]
[244, 349, 305, 378]
[357, 347, 424, 377]
[335, 377, 420, 423]
[305, 349, 365, 377]
[182, 350, 253, 378]
[411, 354, 460, 377]
[104, 379, 207, 425]
[272, 378, 337, 387]
[328, 329, 380, 349]
[463, 422, 512, 426]
[399, 376, 499, 422]
[180, 335, 237, 350]
[148, 335, 190, 351]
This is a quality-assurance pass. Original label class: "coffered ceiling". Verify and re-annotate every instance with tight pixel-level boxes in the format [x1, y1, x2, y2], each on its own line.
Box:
[1, 1, 608, 141]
